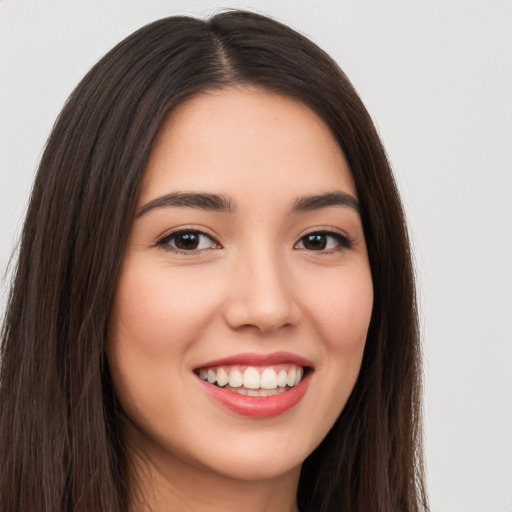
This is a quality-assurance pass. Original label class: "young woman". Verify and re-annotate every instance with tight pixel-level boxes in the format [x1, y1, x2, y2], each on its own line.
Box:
[0, 10, 428, 512]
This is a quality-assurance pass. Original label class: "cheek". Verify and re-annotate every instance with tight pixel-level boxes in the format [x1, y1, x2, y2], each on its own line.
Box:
[290, 264, 373, 451]
[110, 259, 223, 358]
[301, 264, 372, 406]
[301, 265, 373, 355]
[106, 260, 224, 415]
[107, 260, 225, 434]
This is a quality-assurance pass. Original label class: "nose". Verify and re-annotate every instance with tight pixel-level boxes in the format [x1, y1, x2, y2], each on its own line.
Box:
[223, 248, 301, 333]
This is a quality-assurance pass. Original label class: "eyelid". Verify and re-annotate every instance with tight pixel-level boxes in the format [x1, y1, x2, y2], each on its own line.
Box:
[294, 228, 353, 251]
[155, 226, 222, 254]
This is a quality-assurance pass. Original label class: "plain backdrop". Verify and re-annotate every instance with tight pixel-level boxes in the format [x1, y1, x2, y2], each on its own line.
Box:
[1, 1, 511, 511]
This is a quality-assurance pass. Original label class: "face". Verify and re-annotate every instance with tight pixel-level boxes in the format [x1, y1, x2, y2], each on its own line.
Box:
[108, 88, 373, 486]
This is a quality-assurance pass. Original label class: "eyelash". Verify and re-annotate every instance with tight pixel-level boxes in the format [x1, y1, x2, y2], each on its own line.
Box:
[295, 230, 353, 252]
[156, 228, 220, 255]
[155, 228, 353, 255]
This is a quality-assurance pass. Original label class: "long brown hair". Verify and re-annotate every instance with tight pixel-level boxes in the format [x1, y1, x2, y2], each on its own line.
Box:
[0, 10, 428, 512]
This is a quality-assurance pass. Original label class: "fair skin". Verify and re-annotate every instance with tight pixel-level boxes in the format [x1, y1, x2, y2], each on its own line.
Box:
[108, 87, 373, 512]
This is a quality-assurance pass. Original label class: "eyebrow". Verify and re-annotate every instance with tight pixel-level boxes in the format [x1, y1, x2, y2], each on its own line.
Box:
[291, 191, 360, 214]
[137, 190, 360, 218]
[137, 192, 236, 217]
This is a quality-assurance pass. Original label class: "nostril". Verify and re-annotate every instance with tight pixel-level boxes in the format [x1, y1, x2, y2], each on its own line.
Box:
[223, 300, 301, 334]
[223, 260, 301, 332]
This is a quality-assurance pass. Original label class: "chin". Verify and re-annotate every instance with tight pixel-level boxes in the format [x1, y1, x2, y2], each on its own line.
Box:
[206, 453, 303, 483]
[194, 430, 312, 482]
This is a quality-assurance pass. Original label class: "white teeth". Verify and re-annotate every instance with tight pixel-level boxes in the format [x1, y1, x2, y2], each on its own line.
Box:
[243, 367, 260, 389]
[198, 364, 306, 391]
[260, 368, 278, 389]
[277, 370, 288, 387]
[217, 368, 229, 387]
[258, 388, 286, 397]
[228, 369, 243, 388]
[295, 367, 303, 386]
[207, 369, 216, 384]
[225, 386, 288, 397]
[286, 367, 296, 387]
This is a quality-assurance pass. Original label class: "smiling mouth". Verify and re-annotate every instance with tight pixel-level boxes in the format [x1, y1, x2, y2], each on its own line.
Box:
[194, 364, 309, 397]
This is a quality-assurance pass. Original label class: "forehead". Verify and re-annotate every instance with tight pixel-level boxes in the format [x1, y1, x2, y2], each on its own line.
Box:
[139, 87, 356, 205]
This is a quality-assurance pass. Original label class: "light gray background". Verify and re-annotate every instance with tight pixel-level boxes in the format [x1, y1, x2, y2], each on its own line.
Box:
[1, 1, 511, 511]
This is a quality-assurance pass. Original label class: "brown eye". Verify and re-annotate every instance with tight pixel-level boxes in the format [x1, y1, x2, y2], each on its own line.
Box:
[158, 230, 219, 253]
[295, 231, 352, 251]
[174, 232, 201, 250]
[302, 234, 328, 250]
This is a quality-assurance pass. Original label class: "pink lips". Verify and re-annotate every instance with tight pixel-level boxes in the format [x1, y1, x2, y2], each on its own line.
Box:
[197, 351, 313, 369]
[195, 351, 313, 419]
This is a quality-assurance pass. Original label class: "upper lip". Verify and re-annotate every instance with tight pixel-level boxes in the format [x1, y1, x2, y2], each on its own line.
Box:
[195, 351, 313, 369]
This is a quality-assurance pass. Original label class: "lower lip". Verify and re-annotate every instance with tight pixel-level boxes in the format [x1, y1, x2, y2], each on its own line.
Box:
[198, 372, 311, 419]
